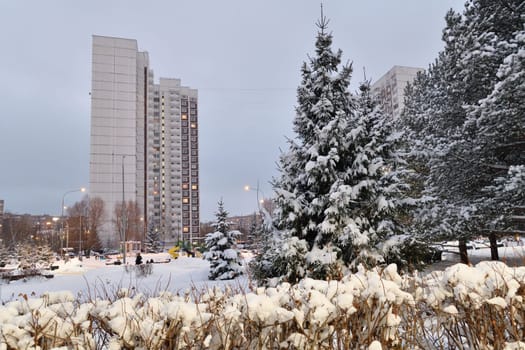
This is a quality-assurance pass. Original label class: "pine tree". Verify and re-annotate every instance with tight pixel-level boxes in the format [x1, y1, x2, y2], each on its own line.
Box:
[483, 166, 525, 232]
[400, 0, 524, 262]
[471, 26, 525, 238]
[144, 223, 162, 253]
[204, 200, 243, 280]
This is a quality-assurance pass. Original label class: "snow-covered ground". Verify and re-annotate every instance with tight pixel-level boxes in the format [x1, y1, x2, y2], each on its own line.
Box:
[441, 241, 525, 265]
[0, 253, 249, 303]
[2, 245, 524, 304]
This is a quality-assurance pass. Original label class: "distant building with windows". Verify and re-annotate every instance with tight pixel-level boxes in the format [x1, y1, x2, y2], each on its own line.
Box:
[371, 65, 423, 120]
[89, 35, 199, 248]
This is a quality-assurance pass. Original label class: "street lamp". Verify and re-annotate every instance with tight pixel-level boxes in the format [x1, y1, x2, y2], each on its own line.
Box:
[243, 180, 266, 212]
[60, 187, 86, 255]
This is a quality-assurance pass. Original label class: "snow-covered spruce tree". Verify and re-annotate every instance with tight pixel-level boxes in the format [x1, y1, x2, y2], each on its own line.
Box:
[342, 81, 419, 268]
[249, 207, 309, 284]
[271, 14, 415, 281]
[204, 200, 243, 280]
[144, 223, 162, 253]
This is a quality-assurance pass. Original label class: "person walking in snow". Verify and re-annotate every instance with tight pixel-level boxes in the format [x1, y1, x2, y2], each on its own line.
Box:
[135, 252, 143, 265]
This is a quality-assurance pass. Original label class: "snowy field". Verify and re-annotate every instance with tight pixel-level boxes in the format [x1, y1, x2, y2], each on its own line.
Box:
[2, 245, 525, 303]
[0, 254, 249, 303]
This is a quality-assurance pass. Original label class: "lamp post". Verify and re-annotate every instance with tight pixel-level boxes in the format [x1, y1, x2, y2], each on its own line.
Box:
[244, 180, 265, 212]
[79, 194, 91, 260]
[52, 217, 59, 251]
[121, 155, 127, 264]
[244, 180, 268, 250]
[61, 187, 86, 255]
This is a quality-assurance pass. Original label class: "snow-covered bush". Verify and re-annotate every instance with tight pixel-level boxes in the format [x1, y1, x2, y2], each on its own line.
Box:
[124, 262, 153, 278]
[2, 262, 525, 349]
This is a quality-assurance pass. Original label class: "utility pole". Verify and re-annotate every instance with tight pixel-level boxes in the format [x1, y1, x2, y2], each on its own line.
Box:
[122, 155, 127, 264]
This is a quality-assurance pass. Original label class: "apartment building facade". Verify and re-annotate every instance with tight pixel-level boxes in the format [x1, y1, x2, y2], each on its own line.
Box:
[371, 65, 423, 120]
[89, 35, 199, 248]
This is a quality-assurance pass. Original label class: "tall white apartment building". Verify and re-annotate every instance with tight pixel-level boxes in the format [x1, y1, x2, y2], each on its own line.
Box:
[89, 35, 199, 248]
[147, 79, 199, 244]
[371, 65, 423, 120]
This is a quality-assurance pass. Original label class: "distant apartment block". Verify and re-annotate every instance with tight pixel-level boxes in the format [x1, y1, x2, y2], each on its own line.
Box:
[371, 65, 423, 120]
[89, 35, 199, 248]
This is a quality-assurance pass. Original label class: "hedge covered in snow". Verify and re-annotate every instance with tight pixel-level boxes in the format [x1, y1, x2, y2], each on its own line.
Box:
[1, 262, 525, 349]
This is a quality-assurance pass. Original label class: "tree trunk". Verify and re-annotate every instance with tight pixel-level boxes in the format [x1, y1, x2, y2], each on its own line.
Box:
[489, 231, 500, 261]
[458, 239, 470, 265]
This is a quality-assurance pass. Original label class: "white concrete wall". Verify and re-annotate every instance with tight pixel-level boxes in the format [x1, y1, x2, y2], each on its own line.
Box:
[89, 36, 140, 247]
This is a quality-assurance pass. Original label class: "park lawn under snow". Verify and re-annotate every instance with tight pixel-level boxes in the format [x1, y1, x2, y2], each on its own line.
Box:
[0, 254, 249, 303]
[2, 245, 525, 303]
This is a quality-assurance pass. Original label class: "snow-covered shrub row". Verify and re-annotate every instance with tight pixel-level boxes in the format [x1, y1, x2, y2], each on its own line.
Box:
[2, 262, 525, 349]
[410, 261, 525, 349]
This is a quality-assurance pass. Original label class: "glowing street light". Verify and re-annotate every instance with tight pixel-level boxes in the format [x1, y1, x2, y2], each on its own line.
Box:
[60, 187, 86, 254]
[244, 180, 266, 212]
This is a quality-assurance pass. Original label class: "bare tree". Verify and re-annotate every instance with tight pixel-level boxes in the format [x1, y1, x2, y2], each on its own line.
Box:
[113, 200, 144, 244]
[67, 196, 105, 252]
[0, 213, 36, 248]
[87, 197, 105, 250]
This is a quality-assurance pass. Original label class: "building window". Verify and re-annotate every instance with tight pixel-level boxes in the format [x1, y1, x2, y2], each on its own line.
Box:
[182, 183, 189, 189]
[190, 123, 197, 128]
[181, 114, 187, 120]
[183, 198, 189, 204]
[191, 184, 198, 190]
[183, 226, 189, 233]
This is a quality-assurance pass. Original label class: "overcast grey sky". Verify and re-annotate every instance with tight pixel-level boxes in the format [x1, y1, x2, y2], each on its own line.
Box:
[0, 0, 463, 221]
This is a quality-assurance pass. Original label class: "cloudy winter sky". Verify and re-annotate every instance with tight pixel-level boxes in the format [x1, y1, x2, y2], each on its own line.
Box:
[0, 0, 462, 221]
